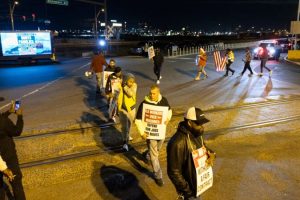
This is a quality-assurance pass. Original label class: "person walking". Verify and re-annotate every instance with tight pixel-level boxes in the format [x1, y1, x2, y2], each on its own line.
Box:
[135, 85, 172, 186]
[167, 107, 216, 200]
[258, 45, 272, 77]
[0, 102, 26, 200]
[224, 48, 235, 77]
[240, 47, 254, 76]
[195, 48, 208, 80]
[105, 67, 123, 122]
[90, 50, 108, 94]
[118, 73, 137, 151]
[152, 48, 164, 84]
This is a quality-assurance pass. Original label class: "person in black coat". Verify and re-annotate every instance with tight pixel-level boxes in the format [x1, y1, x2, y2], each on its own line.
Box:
[152, 48, 164, 84]
[0, 102, 25, 200]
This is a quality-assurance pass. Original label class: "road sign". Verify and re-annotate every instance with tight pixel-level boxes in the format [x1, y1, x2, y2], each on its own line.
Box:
[46, 0, 69, 6]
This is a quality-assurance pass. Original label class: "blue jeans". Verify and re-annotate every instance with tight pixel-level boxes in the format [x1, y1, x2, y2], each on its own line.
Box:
[147, 139, 164, 179]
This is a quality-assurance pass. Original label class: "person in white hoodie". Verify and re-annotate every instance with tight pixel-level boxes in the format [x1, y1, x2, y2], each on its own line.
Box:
[135, 84, 172, 187]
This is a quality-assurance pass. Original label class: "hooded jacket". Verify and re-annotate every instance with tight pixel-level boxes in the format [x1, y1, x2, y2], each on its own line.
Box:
[167, 121, 213, 198]
[118, 74, 137, 113]
[135, 94, 172, 137]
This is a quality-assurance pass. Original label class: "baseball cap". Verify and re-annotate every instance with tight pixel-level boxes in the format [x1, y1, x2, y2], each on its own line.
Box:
[184, 107, 210, 125]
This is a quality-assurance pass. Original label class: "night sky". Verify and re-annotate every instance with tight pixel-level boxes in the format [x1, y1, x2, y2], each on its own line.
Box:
[0, 0, 298, 31]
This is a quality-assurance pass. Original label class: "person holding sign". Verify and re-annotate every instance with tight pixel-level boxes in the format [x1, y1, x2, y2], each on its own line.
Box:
[118, 73, 137, 151]
[167, 107, 216, 200]
[135, 85, 172, 186]
[105, 67, 123, 122]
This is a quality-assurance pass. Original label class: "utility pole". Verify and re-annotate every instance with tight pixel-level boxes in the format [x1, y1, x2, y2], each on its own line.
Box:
[9, 1, 19, 31]
[104, 0, 108, 39]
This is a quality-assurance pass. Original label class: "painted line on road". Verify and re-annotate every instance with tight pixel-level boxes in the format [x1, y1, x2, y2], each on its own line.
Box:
[0, 62, 90, 111]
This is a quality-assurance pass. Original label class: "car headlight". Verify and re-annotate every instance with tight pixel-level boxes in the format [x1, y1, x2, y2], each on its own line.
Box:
[269, 48, 275, 55]
[254, 48, 259, 53]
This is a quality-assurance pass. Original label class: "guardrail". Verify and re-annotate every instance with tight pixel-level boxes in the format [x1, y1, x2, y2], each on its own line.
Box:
[167, 41, 261, 57]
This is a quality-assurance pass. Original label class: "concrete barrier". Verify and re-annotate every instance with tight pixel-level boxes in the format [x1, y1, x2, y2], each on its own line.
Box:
[287, 50, 300, 61]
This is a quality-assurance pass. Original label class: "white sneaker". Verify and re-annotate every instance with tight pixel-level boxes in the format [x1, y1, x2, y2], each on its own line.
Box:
[123, 144, 129, 151]
[156, 80, 160, 84]
[129, 136, 133, 141]
[258, 73, 263, 76]
[159, 76, 162, 80]
[269, 70, 273, 77]
[194, 77, 200, 80]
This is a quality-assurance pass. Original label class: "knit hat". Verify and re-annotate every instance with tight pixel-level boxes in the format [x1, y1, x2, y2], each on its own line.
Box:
[125, 73, 135, 82]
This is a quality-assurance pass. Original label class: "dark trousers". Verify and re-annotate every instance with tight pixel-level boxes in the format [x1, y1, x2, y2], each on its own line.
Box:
[260, 59, 271, 73]
[154, 64, 162, 80]
[241, 61, 253, 75]
[225, 60, 234, 75]
[0, 158, 26, 200]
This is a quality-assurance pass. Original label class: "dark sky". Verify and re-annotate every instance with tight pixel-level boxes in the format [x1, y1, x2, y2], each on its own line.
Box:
[0, 0, 298, 31]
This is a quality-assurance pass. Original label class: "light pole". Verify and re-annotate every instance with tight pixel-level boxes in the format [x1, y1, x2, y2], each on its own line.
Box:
[295, 0, 300, 49]
[9, 1, 19, 31]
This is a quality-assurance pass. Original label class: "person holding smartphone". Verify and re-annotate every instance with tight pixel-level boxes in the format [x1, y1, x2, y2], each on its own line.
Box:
[0, 100, 26, 200]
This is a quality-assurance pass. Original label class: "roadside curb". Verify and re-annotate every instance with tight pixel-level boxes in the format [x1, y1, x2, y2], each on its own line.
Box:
[284, 56, 300, 66]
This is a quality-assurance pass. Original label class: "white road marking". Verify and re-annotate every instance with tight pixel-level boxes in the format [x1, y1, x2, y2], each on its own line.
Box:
[0, 62, 90, 111]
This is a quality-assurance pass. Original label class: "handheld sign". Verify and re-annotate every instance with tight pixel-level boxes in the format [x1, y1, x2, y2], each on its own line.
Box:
[148, 46, 155, 60]
[142, 104, 168, 140]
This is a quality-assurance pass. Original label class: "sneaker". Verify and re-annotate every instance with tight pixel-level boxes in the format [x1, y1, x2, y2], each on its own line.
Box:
[248, 73, 253, 77]
[258, 73, 263, 76]
[224, 74, 228, 77]
[159, 76, 162, 80]
[194, 77, 200, 80]
[129, 136, 133, 141]
[156, 80, 160, 84]
[232, 70, 235, 75]
[123, 144, 129, 151]
[204, 75, 208, 79]
[269, 70, 273, 77]
[155, 178, 164, 187]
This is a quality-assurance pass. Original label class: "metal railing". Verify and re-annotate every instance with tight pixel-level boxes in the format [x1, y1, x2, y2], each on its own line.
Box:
[167, 41, 261, 57]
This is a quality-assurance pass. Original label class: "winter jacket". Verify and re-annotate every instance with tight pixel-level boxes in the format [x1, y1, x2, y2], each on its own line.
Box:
[135, 94, 172, 137]
[227, 50, 235, 62]
[90, 54, 107, 73]
[198, 53, 207, 67]
[118, 83, 137, 113]
[245, 51, 252, 62]
[153, 51, 164, 66]
[0, 111, 23, 163]
[259, 47, 269, 60]
[104, 65, 116, 72]
[167, 121, 214, 198]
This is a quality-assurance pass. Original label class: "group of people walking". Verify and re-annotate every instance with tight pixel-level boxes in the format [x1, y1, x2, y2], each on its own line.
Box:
[88, 49, 217, 199]
[194, 45, 274, 80]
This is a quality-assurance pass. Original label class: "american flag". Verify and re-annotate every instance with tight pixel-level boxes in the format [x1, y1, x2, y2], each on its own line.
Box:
[213, 51, 226, 71]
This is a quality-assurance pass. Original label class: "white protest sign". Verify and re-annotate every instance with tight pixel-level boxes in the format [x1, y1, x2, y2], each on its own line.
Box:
[192, 147, 213, 196]
[142, 103, 168, 140]
[102, 71, 114, 88]
[148, 46, 155, 60]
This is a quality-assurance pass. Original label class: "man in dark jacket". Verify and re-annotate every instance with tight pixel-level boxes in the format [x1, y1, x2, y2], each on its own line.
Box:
[0, 103, 25, 200]
[167, 107, 215, 200]
[135, 85, 172, 186]
[152, 48, 164, 84]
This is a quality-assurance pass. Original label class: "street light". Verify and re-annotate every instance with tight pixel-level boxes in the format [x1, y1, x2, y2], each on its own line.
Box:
[9, 1, 19, 31]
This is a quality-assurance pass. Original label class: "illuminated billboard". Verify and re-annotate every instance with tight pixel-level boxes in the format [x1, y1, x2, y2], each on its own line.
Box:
[0, 32, 52, 57]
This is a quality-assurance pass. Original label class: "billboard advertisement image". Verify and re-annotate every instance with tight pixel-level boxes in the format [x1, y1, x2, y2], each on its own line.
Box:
[0, 32, 52, 57]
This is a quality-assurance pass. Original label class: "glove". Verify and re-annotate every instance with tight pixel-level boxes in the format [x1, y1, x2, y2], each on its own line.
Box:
[206, 151, 216, 167]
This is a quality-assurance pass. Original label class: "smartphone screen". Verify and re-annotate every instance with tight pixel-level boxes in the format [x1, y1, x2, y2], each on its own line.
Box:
[15, 101, 21, 111]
